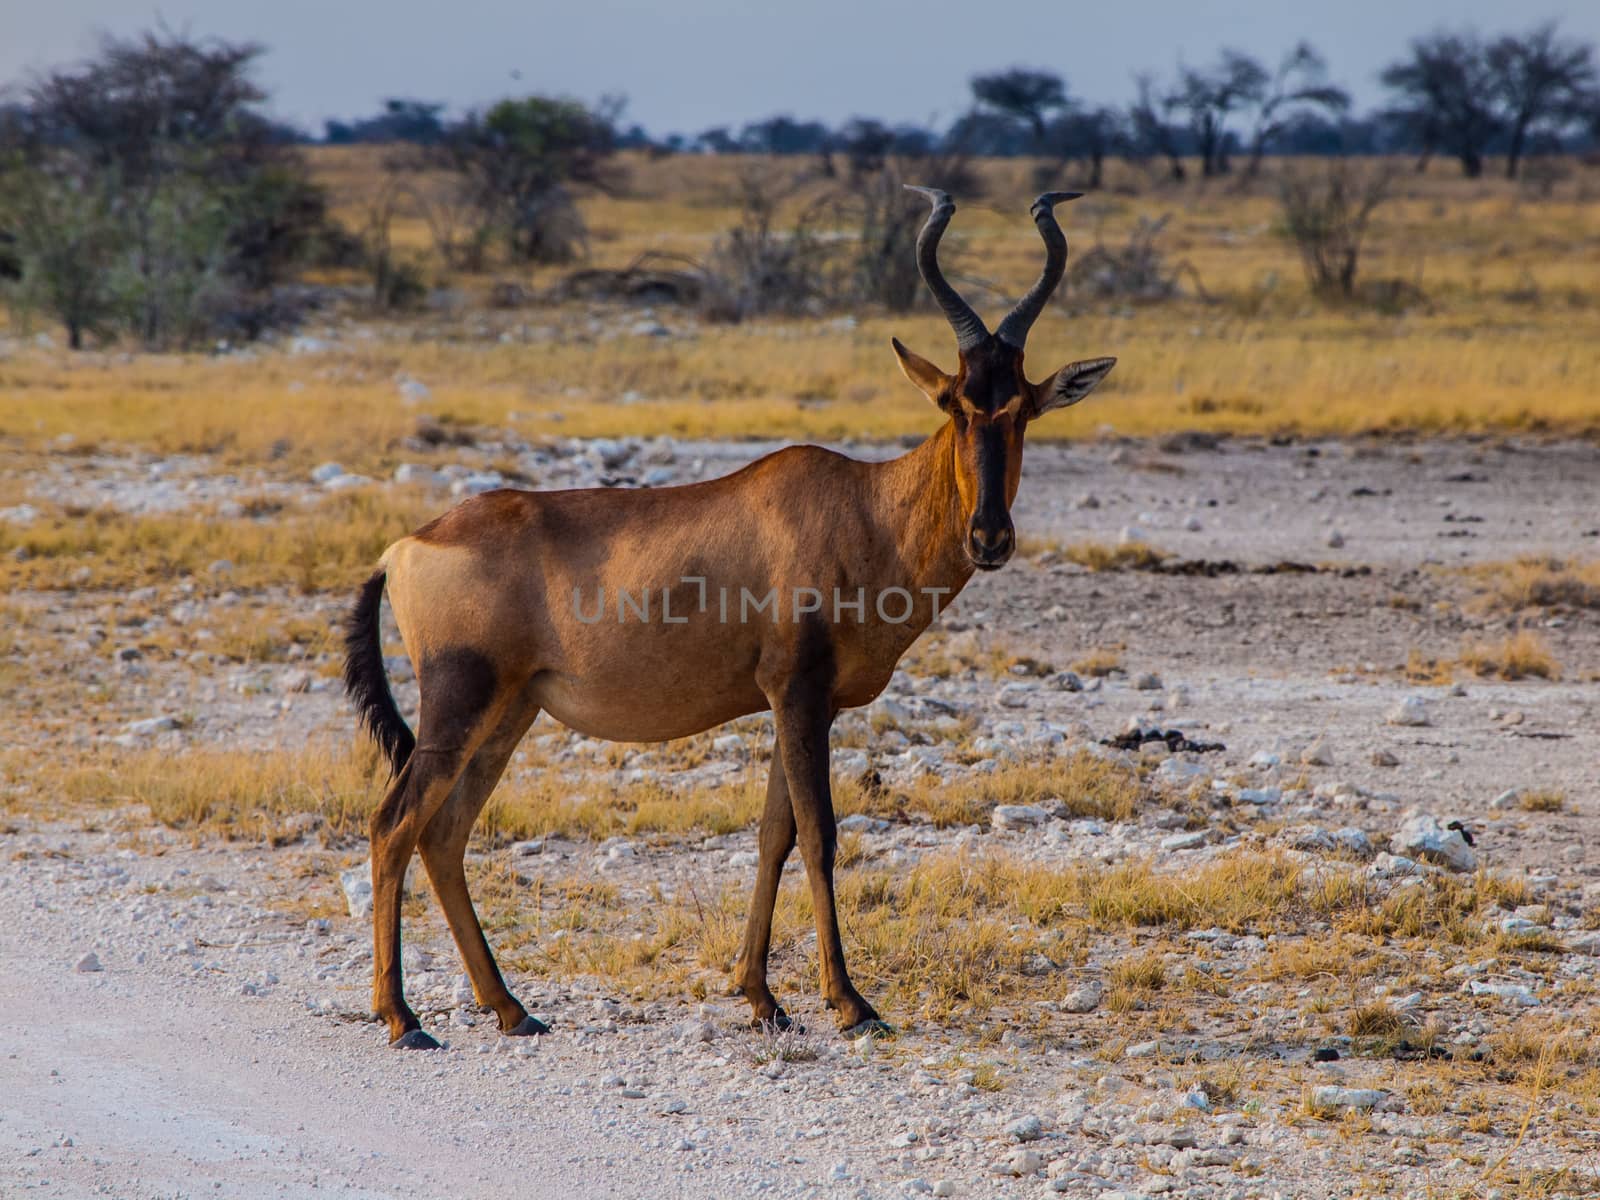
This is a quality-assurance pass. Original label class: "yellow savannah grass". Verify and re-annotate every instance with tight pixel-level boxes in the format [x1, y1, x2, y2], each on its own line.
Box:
[1458, 630, 1562, 681]
[4, 152, 1600, 469]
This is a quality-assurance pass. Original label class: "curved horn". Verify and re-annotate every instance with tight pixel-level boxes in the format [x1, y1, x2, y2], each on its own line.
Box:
[904, 185, 989, 352]
[994, 191, 1082, 349]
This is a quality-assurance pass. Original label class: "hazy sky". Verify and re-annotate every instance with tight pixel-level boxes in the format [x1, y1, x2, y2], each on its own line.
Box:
[4, 0, 1599, 136]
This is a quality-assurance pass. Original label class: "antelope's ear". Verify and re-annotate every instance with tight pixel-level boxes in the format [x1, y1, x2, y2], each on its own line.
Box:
[1032, 357, 1117, 416]
[892, 337, 953, 409]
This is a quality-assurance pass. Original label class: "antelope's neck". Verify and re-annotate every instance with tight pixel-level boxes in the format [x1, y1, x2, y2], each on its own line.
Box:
[871, 421, 975, 603]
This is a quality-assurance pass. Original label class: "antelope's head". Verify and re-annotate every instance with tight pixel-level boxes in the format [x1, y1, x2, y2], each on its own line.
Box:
[893, 187, 1116, 571]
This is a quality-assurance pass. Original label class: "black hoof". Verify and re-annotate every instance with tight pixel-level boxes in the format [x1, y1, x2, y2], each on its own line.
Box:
[506, 1015, 550, 1037]
[842, 1018, 893, 1040]
[753, 1008, 799, 1034]
[392, 1028, 442, 1051]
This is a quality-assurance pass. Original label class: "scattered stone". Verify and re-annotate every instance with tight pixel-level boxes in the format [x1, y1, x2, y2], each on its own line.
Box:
[1385, 697, 1431, 727]
[1062, 981, 1103, 1013]
[1326, 530, 1345, 549]
[932, 1183, 956, 1198]
[1300, 737, 1334, 766]
[309, 461, 347, 485]
[74, 952, 102, 973]
[340, 862, 374, 920]
[1006, 1148, 1043, 1175]
[1394, 812, 1477, 873]
[124, 715, 180, 737]
[1370, 749, 1399, 767]
[838, 814, 890, 834]
[1465, 980, 1539, 1006]
[1133, 673, 1164, 691]
[1160, 830, 1208, 852]
[512, 839, 545, 857]
[992, 805, 1050, 831]
[1006, 1115, 1044, 1143]
[1311, 1086, 1391, 1113]
[1489, 789, 1520, 811]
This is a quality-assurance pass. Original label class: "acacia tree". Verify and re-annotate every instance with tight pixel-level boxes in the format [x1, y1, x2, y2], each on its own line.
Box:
[1240, 43, 1351, 178]
[970, 68, 1068, 147]
[440, 96, 616, 263]
[1487, 23, 1598, 178]
[1, 29, 325, 347]
[1381, 32, 1501, 177]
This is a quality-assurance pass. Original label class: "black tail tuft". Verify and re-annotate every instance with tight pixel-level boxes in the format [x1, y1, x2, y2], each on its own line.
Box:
[343, 570, 416, 775]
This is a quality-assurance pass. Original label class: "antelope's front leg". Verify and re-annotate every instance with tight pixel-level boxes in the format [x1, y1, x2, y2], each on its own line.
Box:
[734, 745, 797, 1030]
[771, 690, 888, 1037]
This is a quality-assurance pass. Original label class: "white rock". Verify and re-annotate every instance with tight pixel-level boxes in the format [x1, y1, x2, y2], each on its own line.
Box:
[1300, 737, 1334, 766]
[1160, 830, 1207, 852]
[1007, 1148, 1044, 1175]
[1394, 812, 1477, 872]
[1326, 530, 1345, 549]
[992, 804, 1050, 831]
[1006, 1114, 1044, 1143]
[340, 862, 374, 919]
[1465, 980, 1539, 1006]
[932, 1183, 956, 1198]
[1133, 673, 1163, 691]
[512, 839, 545, 856]
[124, 715, 180, 737]
[1385, 696, 1431, 727]
[309, 461, 346, 484]
[74, 952, 102, 973]
[838, 814, 889, 834]
[1311, 1085, 1389, 1112]
[1062, 981, 1103, 1013]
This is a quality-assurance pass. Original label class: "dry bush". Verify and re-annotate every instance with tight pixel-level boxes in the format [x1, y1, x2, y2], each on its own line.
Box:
[1468, 556, 1600, 612]
[1071, 647, 1126, 677]
[1518, 790, 1565, 813]
[1275, 161, 1396, 300]
[696, 168, 833, 322]
[1066, 215, 1204, 303]
[1458, 631, 1562, 680]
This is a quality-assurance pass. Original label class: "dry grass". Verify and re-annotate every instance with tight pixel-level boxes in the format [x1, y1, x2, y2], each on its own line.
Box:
[3, 153, 1600, 474]
[1467, 556, 1600, 613]
[1518, 790, 1566, 813]
[1060, 540, 1168, 572]
[0, 488, 441, 593]
[1071, 646, 1125, 678]
[904, 750, 1145, 828]
[1458, 631, 1562, 681]
[31, 740, 388, 843]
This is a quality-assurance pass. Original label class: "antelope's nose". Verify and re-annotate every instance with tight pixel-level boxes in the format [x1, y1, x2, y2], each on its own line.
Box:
[966, 523, 1014, 569]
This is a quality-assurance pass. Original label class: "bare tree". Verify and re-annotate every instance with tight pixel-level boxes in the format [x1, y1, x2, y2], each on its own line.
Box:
[1487, 23, 1598, 178]
[1276, 162, 1396, 299]
[1381, 32, 1500, 177]
[1128, 75, 1186, 182]
[1166, 51, 1269, 178]
[1240, 43, 1351, 178]
[1044, 106, 1126, 189]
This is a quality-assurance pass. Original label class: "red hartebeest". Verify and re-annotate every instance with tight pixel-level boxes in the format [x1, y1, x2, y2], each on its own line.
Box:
[344, 188, 1116, 1048]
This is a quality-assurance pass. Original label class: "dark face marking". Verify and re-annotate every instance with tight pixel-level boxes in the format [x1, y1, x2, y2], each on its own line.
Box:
[948, 340, 1029, 570]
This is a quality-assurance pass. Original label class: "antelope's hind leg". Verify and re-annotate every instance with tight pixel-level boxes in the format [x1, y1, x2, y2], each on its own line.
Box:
[734, 742, 797, 1031]
[417, 699, 547, 1037]
[369, 650, 505, 1049]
